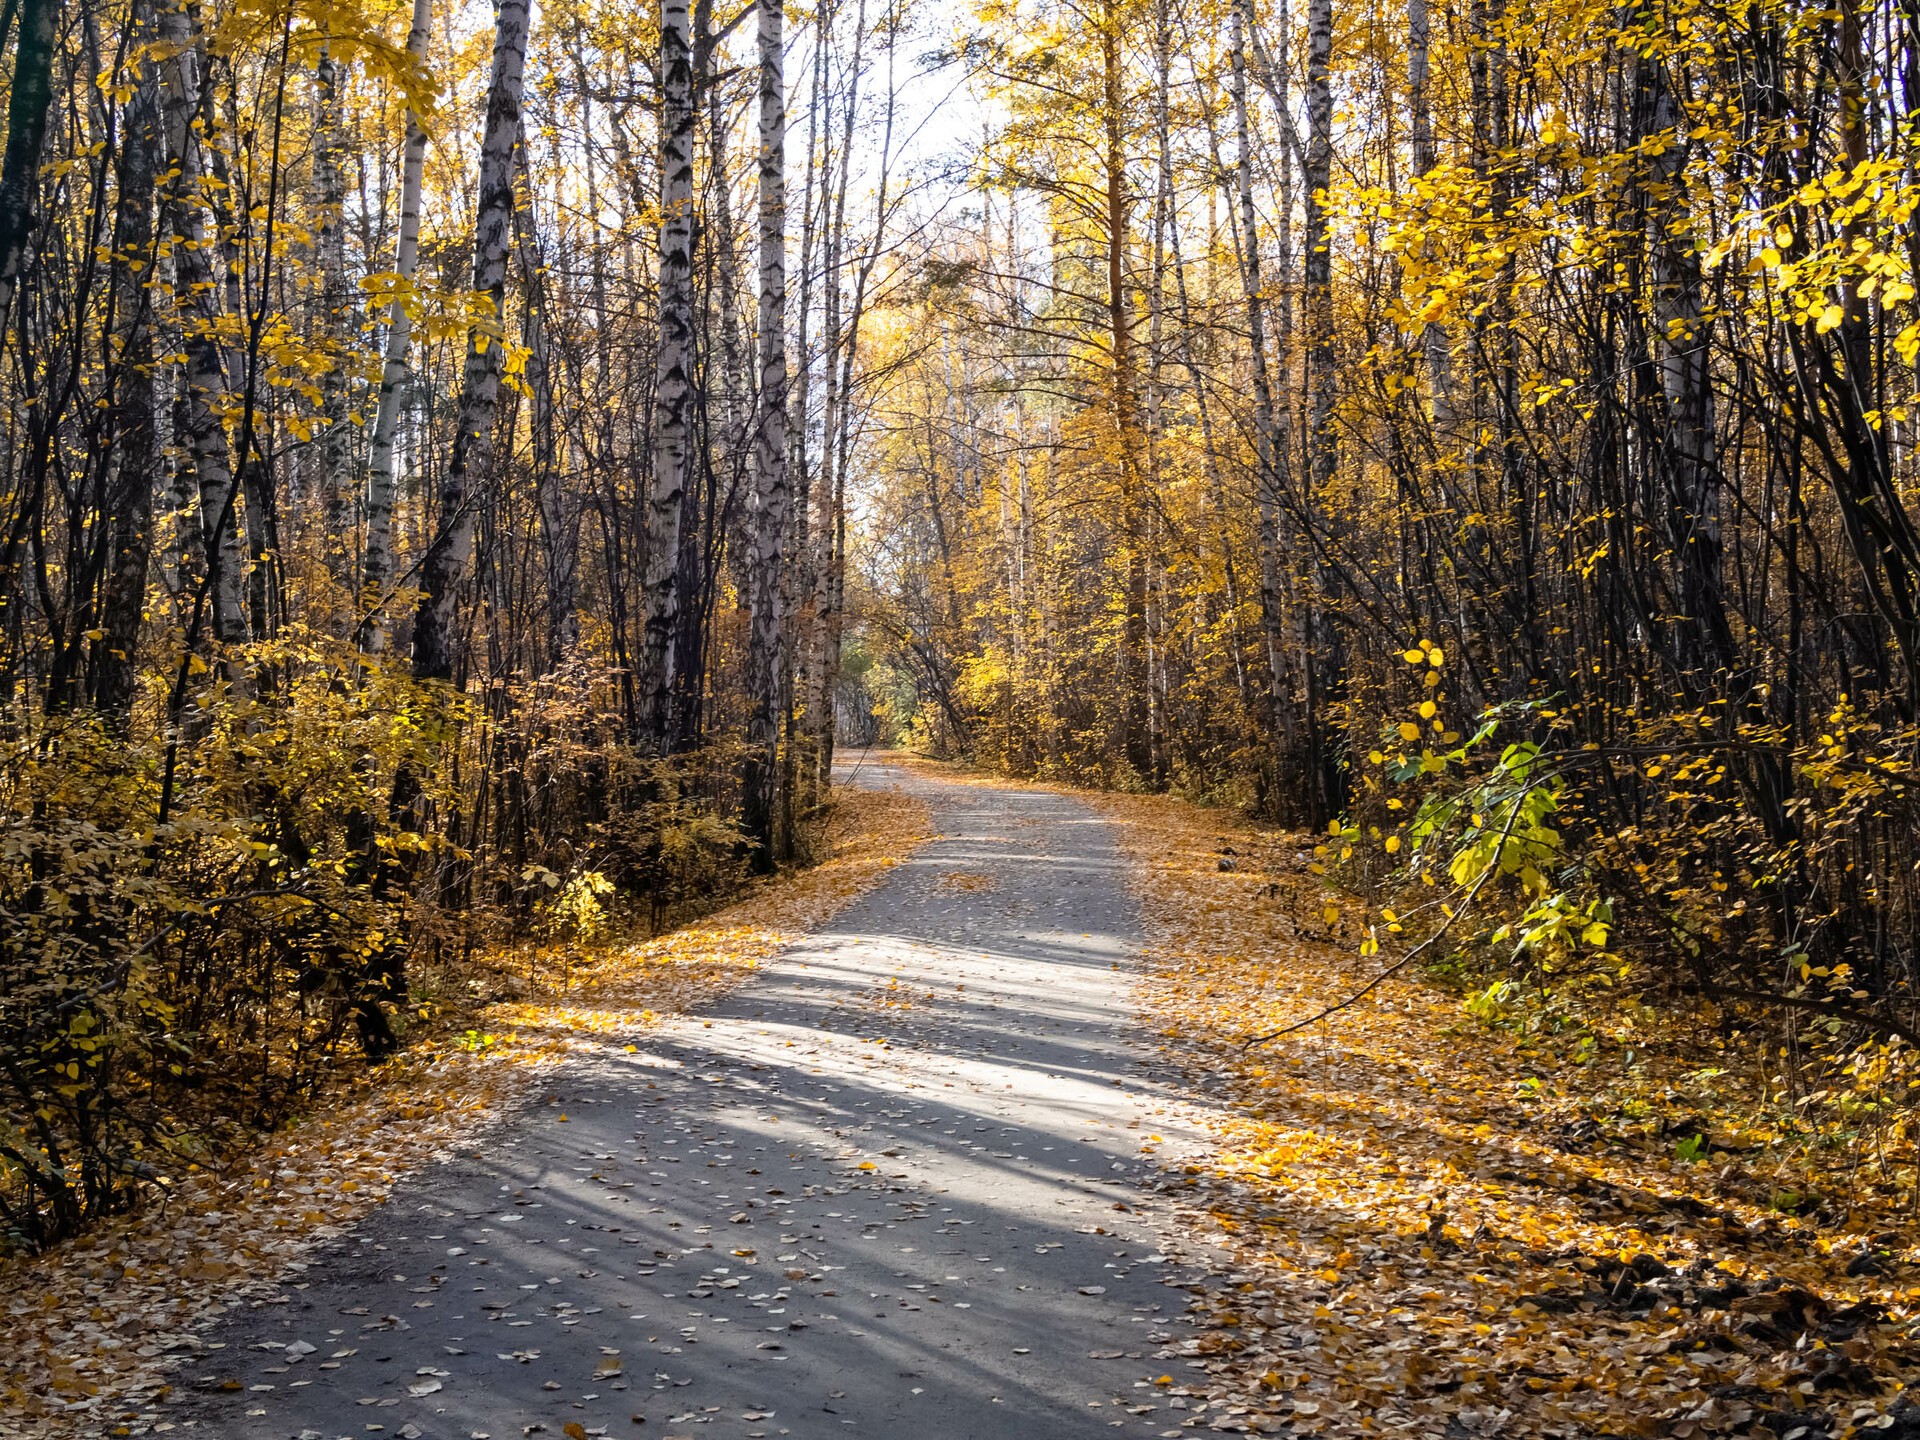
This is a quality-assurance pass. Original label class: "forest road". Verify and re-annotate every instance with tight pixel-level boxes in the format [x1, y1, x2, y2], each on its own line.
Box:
[175, 757, 1208, 1440]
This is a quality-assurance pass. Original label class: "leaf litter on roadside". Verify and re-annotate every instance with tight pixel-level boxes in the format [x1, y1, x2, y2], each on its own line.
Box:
[0, 784, 930, 1435]
[1095, 789, 1920, 1440]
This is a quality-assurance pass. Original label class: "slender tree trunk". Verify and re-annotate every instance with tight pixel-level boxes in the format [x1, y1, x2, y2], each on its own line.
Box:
[1153, 19, 1248, 709]
[203, 83, 281, 647]
[514, 141, 575, 670]
[1103, 0, 1149, 779]
[1228, 0, 1297, 775]
[1408, 0, 1454, 427]
[156, 0, 245, 649]
[802, 0, 865, 795]
[742, 0, 788, 867]
[360, 0, 431, 654]
[704, 21, 747, 480]
[780, 5, 827, 845]
[816, 7, 894, 787]
[411, 0, 527, 683]
[94, 0, 161, 722]
[1302, 0, 1344, 821]
[313, 44, 356, 577]
[641, 0, 696, 748]
[1639, 49, 1727, 678]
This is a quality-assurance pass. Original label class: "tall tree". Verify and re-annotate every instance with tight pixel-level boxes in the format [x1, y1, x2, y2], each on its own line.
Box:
[1301, 0, 1343, 822]
[157, 0, 247, 648]
[412, 0, 528, 682]
[641, 0, 698, 747]
[93, 0, 162, 721]
[360, 0, 433, 655]
[742, 0, 789, 865]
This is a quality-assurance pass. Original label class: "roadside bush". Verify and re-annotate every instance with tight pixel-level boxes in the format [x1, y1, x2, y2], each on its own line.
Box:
[0, 642, 762, 1252]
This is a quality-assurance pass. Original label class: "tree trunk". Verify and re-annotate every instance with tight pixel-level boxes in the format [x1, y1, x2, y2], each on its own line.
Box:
[1408, 0, 1454, 427]
[411, 0, 527, 683]
[1638, 48, 1727, 679]
[360, 0, 432, 654]
[1302, 0, 1344, 821]
[515, 140, 574, 671]
[0, 0, 59, 343]
[1228, 0, 1296, 776]
[641, 0, 696, 747]
[1103, 0, 1149, 779]
[742, 0, 788, 868]
[94, 0, 161, 722]
[313, 44, 356, 578]
[156, 0, 246, 649]
[802, 0, 865, 796]
[780, 3, 827, 846]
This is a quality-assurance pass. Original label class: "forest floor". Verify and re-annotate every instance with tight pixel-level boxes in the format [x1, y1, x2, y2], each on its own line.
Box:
[1078, 782, 1920, 1440]
[9, 757, 1920, 1440]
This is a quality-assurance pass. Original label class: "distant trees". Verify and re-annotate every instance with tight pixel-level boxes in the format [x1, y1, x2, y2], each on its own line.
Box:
[859, 0, 1920, 1060]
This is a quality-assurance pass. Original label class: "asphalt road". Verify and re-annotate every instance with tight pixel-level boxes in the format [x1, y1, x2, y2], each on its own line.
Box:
[172, 758, 1205, 1440]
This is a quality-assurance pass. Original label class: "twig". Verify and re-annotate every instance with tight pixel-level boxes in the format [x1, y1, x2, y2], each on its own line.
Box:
[1242, 778, 1529, 1047]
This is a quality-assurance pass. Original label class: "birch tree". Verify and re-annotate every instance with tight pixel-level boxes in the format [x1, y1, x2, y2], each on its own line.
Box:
[742, 0, 789, 863]
[359, 0, 432, 654]
[641, 0, 697, 747]
[411, 0, 528, 682]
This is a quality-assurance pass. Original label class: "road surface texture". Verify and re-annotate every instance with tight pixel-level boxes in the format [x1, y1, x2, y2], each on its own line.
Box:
[175, 758, 1208, 1440]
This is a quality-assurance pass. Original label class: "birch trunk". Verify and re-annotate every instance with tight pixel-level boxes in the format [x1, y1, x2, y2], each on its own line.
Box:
[1407, 0, 1453, 426]
[1101, 0, 1149, 779]
[1640, 49, 1726, 677]
[802, 0, 865, 795]
[313, 45, 356, 572]
[1302, 0, 1344, 821]
[360, 0, 431, 654]
[205, 87, 279, 643]
[742, 0, 788, 865]
[411, 0, 527, 683]
[641, 0, 696, 748]
[1228, 0, 1296, 757]
[156, 0, 246, 648]
[779, 6, 826, 841]
[817, 4, 893, 785]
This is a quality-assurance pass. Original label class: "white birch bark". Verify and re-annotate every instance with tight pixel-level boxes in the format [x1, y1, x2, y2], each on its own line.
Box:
[156, 0, 245, 647]
[360, 0, 432, 654]
[410, 0, 527, 682]
[743, 0, 789, 861]
[1229, 0, 1295, 741]
[802, 0, 867, 789]
[640, 0, 697, 747]
[1407, 0, 1454, 426]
